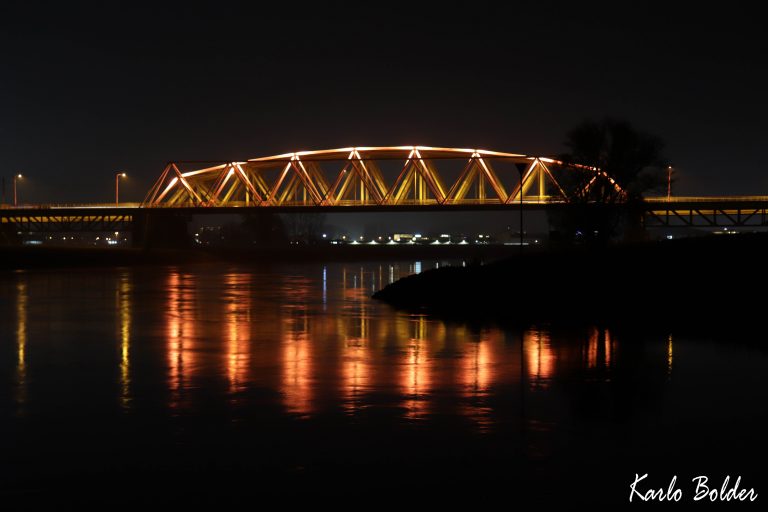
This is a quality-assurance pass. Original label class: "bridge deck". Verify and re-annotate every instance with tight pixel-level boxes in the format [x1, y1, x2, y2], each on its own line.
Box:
[2, 197, 768, 229]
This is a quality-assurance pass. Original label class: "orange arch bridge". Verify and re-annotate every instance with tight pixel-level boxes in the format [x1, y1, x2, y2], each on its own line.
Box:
[144, 146, 619, 207]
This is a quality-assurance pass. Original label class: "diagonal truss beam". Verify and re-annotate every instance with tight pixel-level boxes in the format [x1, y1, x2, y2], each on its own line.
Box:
[143, 147, 623, 208]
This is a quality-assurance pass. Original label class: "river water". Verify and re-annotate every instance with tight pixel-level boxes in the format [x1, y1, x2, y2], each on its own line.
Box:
[1, 261, 767, 506]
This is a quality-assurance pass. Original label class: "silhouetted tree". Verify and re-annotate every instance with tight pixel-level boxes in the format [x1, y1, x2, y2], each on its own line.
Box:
[550, 118, 668, 244]
[281, 212, 326, 243]
[240, 212, 288, 246]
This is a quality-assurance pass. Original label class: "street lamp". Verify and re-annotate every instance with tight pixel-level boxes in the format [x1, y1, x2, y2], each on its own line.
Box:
[667, 165, 673, 201]
[115, 172, 127, 206]
[518, 167, 524, 250]
[520, 171, 524, 249]
[13, 174, 22, 207]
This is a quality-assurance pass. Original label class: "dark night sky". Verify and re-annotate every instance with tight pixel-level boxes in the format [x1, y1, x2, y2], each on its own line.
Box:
[2, 1, 767, 203]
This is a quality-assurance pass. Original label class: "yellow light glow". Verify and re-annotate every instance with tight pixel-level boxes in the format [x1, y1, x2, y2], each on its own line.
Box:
[401, 315, 431, 420]
[247, 146, 528, 163]
[224, 273, 251, 394]
[282, 318, 313, 416]
[587, 328, 598, 368]
[166, 270, 197, 410]
[118, 272, 131, 409]
[16, 280, 27, 406]
[667, 334, 673, 378]
[525, 328, 553, 389]
[151, 146, 628, 207]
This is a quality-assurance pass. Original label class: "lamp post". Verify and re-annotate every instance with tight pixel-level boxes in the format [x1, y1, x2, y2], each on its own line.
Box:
[115, 172, 127, 206]
[518, 167, 524, 250]
[13, 174, 22, 207]
[667, 165, 673, 201]
[520, 172, 523, 249]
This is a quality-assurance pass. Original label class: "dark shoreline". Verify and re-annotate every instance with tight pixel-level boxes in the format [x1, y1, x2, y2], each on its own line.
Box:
[373, 233, 768, 334]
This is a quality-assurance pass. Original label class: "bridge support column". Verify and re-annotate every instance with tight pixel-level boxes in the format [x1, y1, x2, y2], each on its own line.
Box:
[131, 211, 192, 249]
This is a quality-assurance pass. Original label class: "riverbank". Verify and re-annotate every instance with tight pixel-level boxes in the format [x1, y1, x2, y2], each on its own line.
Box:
[373, 233, 768, 330]
[0, 243, 522, 270]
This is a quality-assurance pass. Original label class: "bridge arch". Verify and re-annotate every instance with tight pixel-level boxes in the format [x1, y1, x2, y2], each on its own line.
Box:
[143, 146, 619, 207]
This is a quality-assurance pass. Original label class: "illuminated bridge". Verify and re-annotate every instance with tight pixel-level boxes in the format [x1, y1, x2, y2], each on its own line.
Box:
[143, 146, 604, 207]
[2, 146, 768, 237]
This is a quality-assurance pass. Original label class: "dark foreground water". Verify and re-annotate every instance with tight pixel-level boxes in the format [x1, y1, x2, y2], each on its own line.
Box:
[1, 261, 767, 507]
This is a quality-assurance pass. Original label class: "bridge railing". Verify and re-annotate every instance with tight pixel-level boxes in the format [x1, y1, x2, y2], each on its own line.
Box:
[645, 196, 768, 203]
[0, 202, 143, 210]
[137, 198, 561, 208]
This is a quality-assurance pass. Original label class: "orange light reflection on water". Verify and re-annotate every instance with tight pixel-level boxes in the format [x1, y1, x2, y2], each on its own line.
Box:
[585, 327, 614, 370]
[525, 328, 554, 389]
[166, 270, 197, 409]
[341, 336, 370, 413]
[281, 277, 315, 416]
[223, 273, 252, 395]
[16, 278, 28, 408]
[667, 334, 673, 379]
[402, 315, 431, 420]
[461, 331, 494, 394]
[339, 291, 371, 413]
[117, 272, 131, 410]
[458, 329, 500, 430]
[282, 315, 312, 416]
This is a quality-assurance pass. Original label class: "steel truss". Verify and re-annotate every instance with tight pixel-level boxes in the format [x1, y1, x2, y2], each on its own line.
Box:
[644, 197, 768, 228]
[143, 146, 604, 207]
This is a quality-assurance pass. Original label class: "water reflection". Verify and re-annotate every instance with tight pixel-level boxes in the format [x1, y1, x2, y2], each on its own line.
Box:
[117, 271, 132, 409]
[223, 273, 252, 395]
[322, 266, 327, 308]
[166, 270, 198, 410]
[458, 329, 503, 429]
[402, 315, 431, 419]
[5, 263, 768, 505]
[526, 328, 554, 389]
[155, 266, 628, 422]
[282, 313, 313, 416]
[341, 336, 370, 414]
[667, 334, 674, 379]
[281, 276, 314, 416]
[16, 277, 28, 409]
[339, 271, 371, 414]
[4, 262, 688, 430]
[585, 327, 613, 371]
[461, 331, 494, 395]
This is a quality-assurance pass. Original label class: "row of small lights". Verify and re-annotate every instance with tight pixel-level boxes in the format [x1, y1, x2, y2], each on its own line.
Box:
[322, 233, 511, 245]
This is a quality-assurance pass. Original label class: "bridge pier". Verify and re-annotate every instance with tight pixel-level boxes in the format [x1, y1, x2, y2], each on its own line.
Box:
[131, 211, 192, 249]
